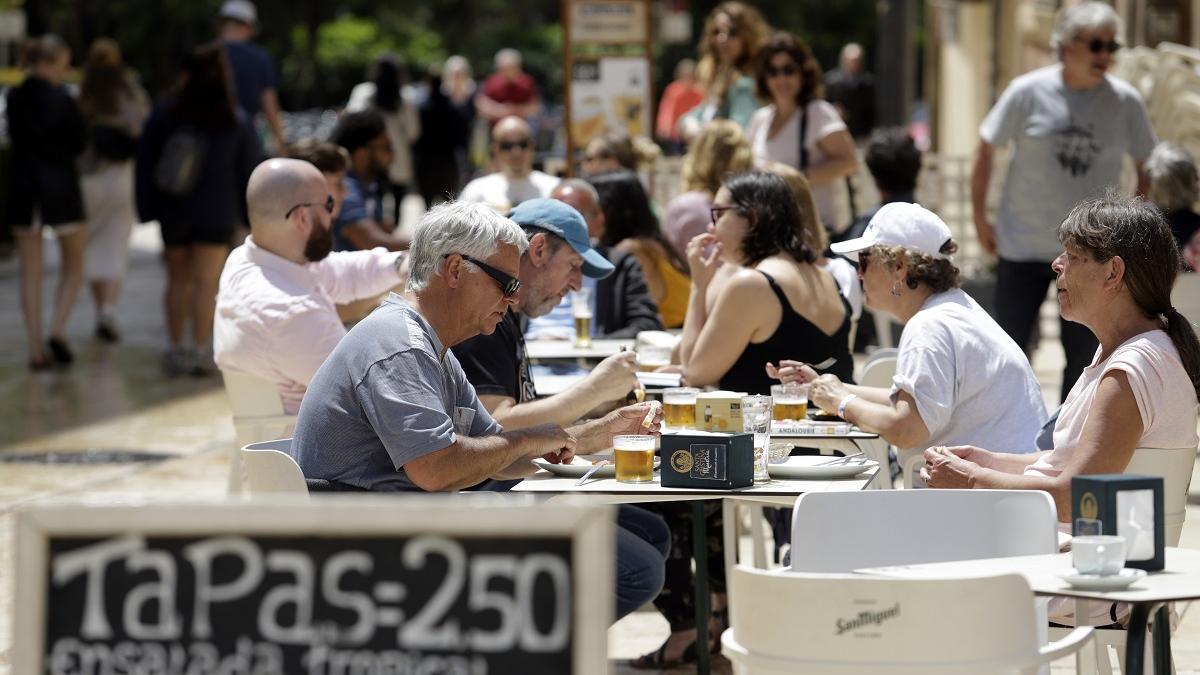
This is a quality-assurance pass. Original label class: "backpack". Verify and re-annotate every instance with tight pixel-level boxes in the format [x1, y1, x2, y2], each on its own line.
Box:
[153, 127, 206, 197]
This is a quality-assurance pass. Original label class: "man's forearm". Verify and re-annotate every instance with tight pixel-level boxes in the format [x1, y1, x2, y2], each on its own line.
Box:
[970, 145, 992, 225]
[406, 431, 536, 492]
[491, 386, 605, 430]
[568, 417, 615, 454]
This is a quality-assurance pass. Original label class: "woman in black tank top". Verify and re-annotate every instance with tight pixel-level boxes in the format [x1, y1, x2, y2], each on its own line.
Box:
[676, 171, 853, 394]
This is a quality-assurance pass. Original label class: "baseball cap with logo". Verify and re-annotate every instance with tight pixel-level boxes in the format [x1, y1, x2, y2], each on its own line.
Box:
[830, 202, 953, 259]
[218, 0, 258, 26]
[508, 199, 615, 279]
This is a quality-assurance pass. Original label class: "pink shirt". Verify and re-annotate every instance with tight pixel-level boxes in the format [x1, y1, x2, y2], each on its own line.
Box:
[214, 237, 403, 414]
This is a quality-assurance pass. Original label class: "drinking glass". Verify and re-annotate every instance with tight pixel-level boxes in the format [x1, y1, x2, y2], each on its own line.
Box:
[662, 387, 700, 430]
[771, 383, 809, 422]
[572, 289, 593, 348]
[614, 435, 656, 483]
[742, 395, 772, 483]
[637, 345, 672, 372]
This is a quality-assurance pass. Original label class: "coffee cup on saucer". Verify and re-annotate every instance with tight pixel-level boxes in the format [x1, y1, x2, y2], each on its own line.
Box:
[1072, 535, 1126, 576]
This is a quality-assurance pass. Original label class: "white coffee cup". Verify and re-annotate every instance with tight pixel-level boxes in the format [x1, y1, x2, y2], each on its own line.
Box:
[1072, 535, 1126, 576]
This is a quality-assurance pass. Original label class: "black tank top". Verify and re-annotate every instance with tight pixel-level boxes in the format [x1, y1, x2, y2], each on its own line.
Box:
[718, 270, 855, 394]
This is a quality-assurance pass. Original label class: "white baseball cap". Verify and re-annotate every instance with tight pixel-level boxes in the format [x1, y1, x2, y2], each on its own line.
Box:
[830, 202, 953, 259]
[218, 0, 258, 26]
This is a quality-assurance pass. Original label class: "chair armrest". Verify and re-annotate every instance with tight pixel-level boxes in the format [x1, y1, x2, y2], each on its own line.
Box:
[1038, 625, 1094, 663]
[901, 452, 924, 489]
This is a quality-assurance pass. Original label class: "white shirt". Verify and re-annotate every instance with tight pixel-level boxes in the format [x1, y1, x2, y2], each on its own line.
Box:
[746, 100, 848, 230]
[823, 256, 863, 321]
[892, 288, 1047, 454]
[214, 237, 403, 414]
[459, 170, 559, 211]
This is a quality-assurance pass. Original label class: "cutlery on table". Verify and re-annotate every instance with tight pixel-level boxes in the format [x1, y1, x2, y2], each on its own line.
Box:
[816, 451, 863, 466]
[576, 460, 611, 486]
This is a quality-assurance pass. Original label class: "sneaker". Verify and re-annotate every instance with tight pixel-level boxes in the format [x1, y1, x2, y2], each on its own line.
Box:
[162, 347, 190, 377]
[47, 337, 74, 365]
[95, 317, 121, 343]
[189, 347, 216, 377]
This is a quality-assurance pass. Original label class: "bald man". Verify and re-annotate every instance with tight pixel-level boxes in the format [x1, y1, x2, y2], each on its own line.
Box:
[458, 115, 558, 211]
[214, 158, 407, 414]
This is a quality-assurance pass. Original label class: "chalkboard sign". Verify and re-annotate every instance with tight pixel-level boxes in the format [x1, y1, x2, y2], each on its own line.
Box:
[14, 496, 613, 674]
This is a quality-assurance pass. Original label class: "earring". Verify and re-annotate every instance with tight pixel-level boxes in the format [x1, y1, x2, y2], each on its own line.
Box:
[891, 282, 901, 297]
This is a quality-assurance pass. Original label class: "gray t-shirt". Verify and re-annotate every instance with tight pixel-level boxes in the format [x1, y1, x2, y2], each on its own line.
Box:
[293, 293, 502, 491]
[980, 64, 1156, 262]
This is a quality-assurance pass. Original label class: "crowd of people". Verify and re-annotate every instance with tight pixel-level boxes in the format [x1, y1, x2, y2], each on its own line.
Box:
[5, 0, 1200, 661]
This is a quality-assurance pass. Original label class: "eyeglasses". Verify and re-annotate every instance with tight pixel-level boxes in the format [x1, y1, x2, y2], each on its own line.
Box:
[710, 204, 740, 225]
[497, 139, 532, 152]
[711, 26, 739, 39]
[765, 64, 799, 78]
[857, 250, 871, 270]
[285, 194, 336, 219]
[445, 253, 522, 297]
[1076, 37, 1121, 54]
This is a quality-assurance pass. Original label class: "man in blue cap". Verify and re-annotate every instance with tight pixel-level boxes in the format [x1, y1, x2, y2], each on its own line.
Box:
[454, 198, 642, 430]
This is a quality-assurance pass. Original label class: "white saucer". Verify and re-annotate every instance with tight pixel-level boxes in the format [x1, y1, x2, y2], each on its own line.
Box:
[1056, 568, 1147, 591]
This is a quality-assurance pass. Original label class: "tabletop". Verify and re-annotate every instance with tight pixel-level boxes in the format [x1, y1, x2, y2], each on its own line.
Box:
[526, 339, 633, 361]
[857, 547, 1200, 604]
[512, 467, 879, 502]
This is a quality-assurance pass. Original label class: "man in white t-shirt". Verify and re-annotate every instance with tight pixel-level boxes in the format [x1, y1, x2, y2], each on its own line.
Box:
[214, 158, 405, 414]
[971, 2, 1156, 401]
[459, 115, 558, 211]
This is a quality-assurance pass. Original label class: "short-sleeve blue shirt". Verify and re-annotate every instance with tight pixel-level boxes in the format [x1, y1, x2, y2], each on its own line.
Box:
[293, 294, 502, 491]
[223, 40, 278, 117]
[333, 171, 384, 252]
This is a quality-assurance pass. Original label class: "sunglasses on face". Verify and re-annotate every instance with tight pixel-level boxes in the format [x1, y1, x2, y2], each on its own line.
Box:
[1076, 37, 1121, 54]
[446, 253, 522, 297]
[766, 64, 799, 78]
[284, 194, 336, 219]
[497, 139, 532, 152]
[710, 204, 740, 225]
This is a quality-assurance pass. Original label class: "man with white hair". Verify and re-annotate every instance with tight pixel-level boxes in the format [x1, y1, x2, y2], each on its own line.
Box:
[970, 1, 1156, 401]
[459, 115, 558, 210]
[476, 48, 543, 127]
[213, 158, 406, 414]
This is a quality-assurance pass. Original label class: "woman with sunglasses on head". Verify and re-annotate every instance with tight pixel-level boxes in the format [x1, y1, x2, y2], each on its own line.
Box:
[971, 2, 1156, 404]
[677, 2, 769, 141]
[746, 32, 859, 234]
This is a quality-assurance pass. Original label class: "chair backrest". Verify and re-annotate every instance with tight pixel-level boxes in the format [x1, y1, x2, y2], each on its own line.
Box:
[724, 566, 1048, 674]
[1125, 446, 1196, 546]
[789, 489, 1058, 573]
[222, 371, 297, 495]
[859, 355, 898, 390]
[241, 439, 308, 497]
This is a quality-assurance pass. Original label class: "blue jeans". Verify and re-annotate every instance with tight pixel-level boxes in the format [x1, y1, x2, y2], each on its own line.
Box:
[615, 505, 669, 621]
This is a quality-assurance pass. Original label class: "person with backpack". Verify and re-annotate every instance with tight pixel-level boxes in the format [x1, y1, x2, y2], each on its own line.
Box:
[78, 38, 150, 343]
[136, 42, 262, 376]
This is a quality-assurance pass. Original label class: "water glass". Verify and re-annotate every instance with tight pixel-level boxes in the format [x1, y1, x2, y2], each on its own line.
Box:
[742, 395, 772, 483]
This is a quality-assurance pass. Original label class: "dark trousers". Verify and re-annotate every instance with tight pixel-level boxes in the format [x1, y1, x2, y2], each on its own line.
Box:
[995, 258, 1098, 402]
[642, 501, 725, 631]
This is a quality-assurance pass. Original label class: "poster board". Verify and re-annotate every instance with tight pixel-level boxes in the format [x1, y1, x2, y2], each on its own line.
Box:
[13, 496, 613, 674]
[564, 0, 654, 170]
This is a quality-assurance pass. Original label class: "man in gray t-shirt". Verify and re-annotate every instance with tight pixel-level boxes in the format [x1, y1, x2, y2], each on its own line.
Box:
[970, 2, 1156, 401]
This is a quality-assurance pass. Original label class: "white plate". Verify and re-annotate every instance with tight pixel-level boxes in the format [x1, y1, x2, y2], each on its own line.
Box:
[766, 455, 877, 479]
[1056, 568, 1147, 591]
[531, 456, 659, 478]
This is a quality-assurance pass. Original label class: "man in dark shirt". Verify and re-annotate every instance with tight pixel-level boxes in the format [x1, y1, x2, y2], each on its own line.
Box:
[217, 0, 285, 151]
[823, 42, 876, 140]
[330, 110, 409, 252]
[453, 198, 641, 428]
[836, 127, 921, 243]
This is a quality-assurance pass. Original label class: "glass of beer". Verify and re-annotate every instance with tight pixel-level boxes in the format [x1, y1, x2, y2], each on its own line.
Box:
[613, 435, 656, 483]
[741, 395, 773, 483]
[662, 387, 700, 430]
[771, 383, 809, 422]
[572, 289, 593, 348]
[637, 345, 671, 372]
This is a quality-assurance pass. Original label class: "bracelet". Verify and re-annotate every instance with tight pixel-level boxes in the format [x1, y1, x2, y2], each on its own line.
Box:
[836, 394, 858, 419]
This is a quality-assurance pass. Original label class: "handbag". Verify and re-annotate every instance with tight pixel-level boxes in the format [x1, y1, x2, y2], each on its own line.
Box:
[90, 124, 137, 161]
[153, 126, 206, 197]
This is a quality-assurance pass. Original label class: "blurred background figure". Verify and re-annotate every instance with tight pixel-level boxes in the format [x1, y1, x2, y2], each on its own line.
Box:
[287, 139, 351, 219]
[678, 2, 770, 140]
[844, 126, 923, 241]
[347, 54, 422, 227]
[824, 42, 877, 141]
[217, 0, 285, 152]
[662, 119, 754, 260]
[655, 58, 704, 155]
[414, 56, 475, 206]
[1144, 142, 1200, 269]
[581, 131, 661, 179]
[5, 34, 87, 370]
[78, 38, 150, 344]
[748, 31, 858, 235]
[137, 42, 262, 377]
[459, 116, 558, 210]
[475, 48, 543, 128]
[329, 110, 408, 252]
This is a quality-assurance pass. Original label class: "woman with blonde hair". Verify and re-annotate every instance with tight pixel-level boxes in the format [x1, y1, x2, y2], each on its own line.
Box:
[678, 1, 769, 139]
[662, 119, 753, 259]
[78, 38, 150, 342]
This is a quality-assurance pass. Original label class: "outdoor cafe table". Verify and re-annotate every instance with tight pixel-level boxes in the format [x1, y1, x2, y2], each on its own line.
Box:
[513, 466, 879, 675]
[857, 547, 1200, 675]
[526, 338, 633, 361]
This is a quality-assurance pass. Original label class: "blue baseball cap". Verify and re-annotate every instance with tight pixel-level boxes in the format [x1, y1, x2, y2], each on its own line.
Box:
[508, 198, 614, 279]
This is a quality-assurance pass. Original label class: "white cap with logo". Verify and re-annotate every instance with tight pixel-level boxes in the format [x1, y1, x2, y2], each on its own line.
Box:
[830, 202, 953, 259]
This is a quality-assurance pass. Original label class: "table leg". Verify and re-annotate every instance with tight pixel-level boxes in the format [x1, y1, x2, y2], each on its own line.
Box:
[693, 500, 711, 675]
[1125, 603, 1153, 675]
[1153, 604, 1172, 675]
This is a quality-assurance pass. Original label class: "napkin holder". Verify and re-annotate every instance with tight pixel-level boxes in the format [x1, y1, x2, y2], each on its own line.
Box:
[1071, 474, 1163, 571]
[660, 432, 753, 489]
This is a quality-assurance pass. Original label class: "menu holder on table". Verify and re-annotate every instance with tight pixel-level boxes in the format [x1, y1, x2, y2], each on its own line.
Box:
[771, 420, 854, 435]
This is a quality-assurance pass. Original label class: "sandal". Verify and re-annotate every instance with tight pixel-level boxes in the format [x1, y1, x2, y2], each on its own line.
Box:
[631, 612, 726, 669]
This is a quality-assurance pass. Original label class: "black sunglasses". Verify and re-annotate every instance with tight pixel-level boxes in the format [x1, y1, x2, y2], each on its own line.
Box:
[497, 139, 532, 152]
[710, 204, 740, 225]
[766, 64, 798, 78]
[1077, 37, 1121, 54]
[446, 253, 521, 297]
[285, 195, 336, 219]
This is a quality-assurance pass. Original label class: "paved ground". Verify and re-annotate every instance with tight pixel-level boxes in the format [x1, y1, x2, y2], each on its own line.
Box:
[2, 219, 1199, 673]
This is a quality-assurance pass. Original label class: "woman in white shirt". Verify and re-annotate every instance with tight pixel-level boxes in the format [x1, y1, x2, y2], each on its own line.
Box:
[745, 32, 858, 233]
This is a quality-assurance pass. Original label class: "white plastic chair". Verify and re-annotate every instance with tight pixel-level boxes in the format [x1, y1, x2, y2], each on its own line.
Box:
[789, 489, 1059, 573]
[222, 370, 296, 495]
[241, 438, 308, 497]
[859, 353, 898, 389]
[722, 565, 1094, 674]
